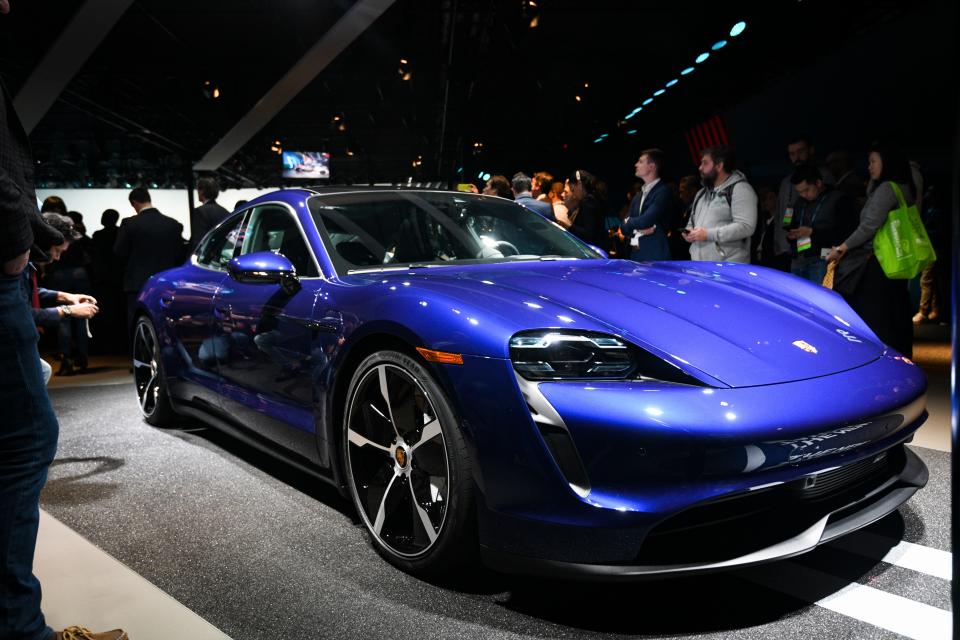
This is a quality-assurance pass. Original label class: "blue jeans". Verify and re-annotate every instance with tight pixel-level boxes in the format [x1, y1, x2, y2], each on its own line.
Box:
[0, 274, 58, 640]
[791, 254, 828, 285]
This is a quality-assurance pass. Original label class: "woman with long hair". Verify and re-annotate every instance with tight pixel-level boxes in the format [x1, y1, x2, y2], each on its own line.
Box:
[564, 169, 606, 248]
[826, 142, 918, 356]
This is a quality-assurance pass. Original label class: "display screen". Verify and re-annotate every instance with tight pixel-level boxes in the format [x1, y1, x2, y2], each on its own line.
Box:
[282, 151, 331, 180]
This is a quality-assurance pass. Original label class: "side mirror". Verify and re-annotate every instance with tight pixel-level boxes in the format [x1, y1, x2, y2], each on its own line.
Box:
[587, 244, 609, 259]
[227, 252, 301, 294]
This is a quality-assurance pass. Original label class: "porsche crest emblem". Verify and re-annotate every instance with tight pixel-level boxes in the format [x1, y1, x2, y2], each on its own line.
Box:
[792, 340, 818, 354]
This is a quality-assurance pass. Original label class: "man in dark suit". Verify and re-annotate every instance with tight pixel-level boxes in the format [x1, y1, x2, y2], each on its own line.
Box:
[115, 187, 184, 333]
[618, 149, 677, 262]
[189, 176, 230, 250]
[511, 172, 554, 220]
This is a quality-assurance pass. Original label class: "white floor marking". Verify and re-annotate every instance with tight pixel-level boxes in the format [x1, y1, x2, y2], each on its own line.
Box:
[34, 510, 231, 640]
[743, 561, 951, 640]
[828, 532, 952, 581]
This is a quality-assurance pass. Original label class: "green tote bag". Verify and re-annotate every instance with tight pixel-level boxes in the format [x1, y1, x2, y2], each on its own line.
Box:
[873, 181, 936, 279]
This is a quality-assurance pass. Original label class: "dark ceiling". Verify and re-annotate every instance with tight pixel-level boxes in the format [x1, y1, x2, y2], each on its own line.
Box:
[0, 0, 951, 190]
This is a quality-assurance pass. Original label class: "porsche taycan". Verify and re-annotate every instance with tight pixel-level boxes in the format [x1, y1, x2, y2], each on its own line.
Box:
[132, 188, 927, 578]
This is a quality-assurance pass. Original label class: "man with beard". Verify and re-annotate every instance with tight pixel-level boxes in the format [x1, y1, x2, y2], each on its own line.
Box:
[684, 145, 757, 263]
[774, 136, 834, 261]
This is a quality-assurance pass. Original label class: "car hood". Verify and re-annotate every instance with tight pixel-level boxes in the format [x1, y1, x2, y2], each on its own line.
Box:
[363, 259, 884, 388]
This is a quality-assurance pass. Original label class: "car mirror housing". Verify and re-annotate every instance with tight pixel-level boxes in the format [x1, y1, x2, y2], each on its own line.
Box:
[227, 251, 301, 294]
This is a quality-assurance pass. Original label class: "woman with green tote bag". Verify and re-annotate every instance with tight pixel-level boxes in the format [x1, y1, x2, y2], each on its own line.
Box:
[825, 142, 917, 357]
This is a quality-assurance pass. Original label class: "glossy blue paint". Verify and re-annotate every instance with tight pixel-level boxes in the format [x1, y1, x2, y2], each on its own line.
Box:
[228, 250, 295, 275]
[137, 188, 929, 574]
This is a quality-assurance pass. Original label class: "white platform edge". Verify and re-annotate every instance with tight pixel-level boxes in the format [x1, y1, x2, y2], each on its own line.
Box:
[35, 509, 232, 639]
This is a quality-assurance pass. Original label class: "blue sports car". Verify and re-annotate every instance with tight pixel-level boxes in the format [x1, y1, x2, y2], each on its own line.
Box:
[133, 188, 927, 578]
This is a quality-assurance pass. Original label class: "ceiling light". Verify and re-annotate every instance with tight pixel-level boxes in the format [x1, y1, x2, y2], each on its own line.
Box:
[696, 52, 710, 63]
[575, 95, 581, 102]
[626, 129, 637, 135]
[665, 79, 678, 87]
[400, 58, 408, 65]
[642, 98, 654, 105]
[711, 40, 728, 50]
[653, 89, 665, 96]
[529, 15, 539, 28]
[730, 21, 746, 37]
[681, 67, 695, 75]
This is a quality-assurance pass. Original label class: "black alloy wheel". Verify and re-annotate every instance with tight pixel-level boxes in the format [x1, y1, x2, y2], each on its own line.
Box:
[133, 317, 175, 427]
[343, 350, 475, 575]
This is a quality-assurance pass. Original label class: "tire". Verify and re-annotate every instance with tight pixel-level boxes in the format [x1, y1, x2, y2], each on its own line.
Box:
[342, 349, 476, 577]
[132, 316, 177, 427]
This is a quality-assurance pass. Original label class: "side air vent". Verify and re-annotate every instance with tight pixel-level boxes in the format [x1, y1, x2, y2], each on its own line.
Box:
[535, 422, 591, 498]
[514, 373, 591, 498]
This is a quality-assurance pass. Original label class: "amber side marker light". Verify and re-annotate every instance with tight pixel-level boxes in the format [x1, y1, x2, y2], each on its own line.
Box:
[416, 347, 464, 365]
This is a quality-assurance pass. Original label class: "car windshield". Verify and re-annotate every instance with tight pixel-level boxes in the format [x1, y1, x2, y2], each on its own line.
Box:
[308, 191, 599, 274]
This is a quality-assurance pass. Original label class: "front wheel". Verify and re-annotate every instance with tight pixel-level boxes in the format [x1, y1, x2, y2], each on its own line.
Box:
[343, 350, 476, 577]
[133, 316, 176, 427]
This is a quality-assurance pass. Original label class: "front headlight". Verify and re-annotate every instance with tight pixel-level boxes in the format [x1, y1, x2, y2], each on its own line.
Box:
[509, 330, 705, 385]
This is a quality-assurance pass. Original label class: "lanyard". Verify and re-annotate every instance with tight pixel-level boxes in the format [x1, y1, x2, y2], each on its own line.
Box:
[800, 195, 826, 227]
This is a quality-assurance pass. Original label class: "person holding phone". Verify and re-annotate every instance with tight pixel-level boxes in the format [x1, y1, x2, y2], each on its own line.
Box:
[684, 145, 757, 263]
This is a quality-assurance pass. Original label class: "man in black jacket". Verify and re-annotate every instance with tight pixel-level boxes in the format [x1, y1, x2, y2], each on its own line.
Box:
[189, 176, 230, 250]
[115, 187, 184, 333]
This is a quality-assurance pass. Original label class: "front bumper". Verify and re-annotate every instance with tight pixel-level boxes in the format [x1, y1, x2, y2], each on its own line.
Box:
[481, 443, 928, 579]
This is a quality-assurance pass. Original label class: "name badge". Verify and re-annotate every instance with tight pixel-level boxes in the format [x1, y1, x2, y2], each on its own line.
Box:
[783, 207, 794, 225]
[797, 236, 812, 252]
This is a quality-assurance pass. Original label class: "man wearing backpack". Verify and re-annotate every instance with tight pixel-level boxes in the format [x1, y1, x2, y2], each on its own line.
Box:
[684, 145, 758, 263]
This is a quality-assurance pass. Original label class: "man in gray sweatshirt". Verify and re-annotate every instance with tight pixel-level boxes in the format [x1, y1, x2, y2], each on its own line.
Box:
[684, 145, 758, 263]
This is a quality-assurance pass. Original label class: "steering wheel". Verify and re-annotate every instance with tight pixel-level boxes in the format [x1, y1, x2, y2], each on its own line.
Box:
[481, 240, 520, 257]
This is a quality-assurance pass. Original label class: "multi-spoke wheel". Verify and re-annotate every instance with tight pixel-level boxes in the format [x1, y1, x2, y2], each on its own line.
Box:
[133, 317, 175, 427]
[343, 350, 475, 575]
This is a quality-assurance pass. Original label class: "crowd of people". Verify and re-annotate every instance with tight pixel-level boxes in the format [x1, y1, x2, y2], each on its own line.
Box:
[479, 136, 949, 359]
[25, 179, 233, 376]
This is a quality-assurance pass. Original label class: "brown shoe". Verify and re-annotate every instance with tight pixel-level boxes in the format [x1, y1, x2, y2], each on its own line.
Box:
[55, 626, 129, 640]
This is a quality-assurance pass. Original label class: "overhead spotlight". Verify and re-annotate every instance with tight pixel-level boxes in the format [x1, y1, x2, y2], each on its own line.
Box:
[583, 82, 589, 88]
[681, 67, 695, 75]
[481, 172, 491, 181]
[338, 123, 346, 132]
[626, 129, 637, 135]
[400, 58, 408, 65]
[332, 116, 340, 122]
[711, 40, 728, 50]
[730, 21, 746, 37]
[346, 150, 355, 157]
[575, 95, 582, 102]
[274, 139, 281, 145]
[202, 80, 220, 100]
[529, 15, 539, 28]
[401, 72, 412, 81]
[696, 52, 710, 63]
[665, 79, 679, 87]
[477, 171, 485, 179]
[654, 89, 665, 96]
[212, 88, 220, 99]
[642, 98, 654, 105]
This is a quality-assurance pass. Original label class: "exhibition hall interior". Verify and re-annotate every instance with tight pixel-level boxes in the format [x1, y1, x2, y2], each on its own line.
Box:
[0, 1, 957, 639]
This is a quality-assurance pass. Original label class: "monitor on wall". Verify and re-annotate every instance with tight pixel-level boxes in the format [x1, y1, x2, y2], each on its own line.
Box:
[282, 151, 330, 180]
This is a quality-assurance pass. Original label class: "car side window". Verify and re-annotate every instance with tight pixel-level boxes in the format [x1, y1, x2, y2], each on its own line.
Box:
[196, 213, 243, 272]
[240, 205, 319, 277]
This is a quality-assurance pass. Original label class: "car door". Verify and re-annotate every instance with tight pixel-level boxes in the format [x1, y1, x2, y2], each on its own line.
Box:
[213, 202, 325, 460]
[164, 212, 245, 408]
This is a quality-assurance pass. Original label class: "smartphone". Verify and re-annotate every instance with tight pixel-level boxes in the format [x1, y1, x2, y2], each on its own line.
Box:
[456, 183, 475, 193]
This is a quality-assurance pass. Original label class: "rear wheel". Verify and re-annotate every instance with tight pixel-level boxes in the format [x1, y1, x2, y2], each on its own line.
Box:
[343, 350, 475, 576]
[133, 317, 176, 427]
